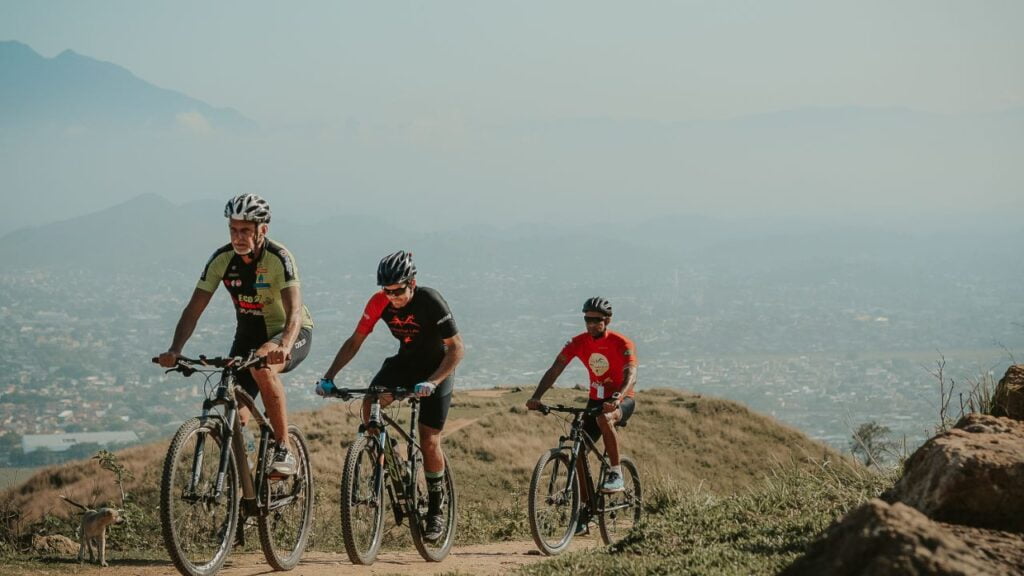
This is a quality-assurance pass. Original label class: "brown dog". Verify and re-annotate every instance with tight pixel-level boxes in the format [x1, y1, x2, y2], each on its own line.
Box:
[61, 496, 125, 566]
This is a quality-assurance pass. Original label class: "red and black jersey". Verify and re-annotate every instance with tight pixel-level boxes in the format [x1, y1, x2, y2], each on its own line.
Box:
[356, 286, 458, 372]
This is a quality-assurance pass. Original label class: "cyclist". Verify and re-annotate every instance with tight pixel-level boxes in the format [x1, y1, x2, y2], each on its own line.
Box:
[318, 250, 464, 543]
[158, 194, 314, 476]
[526, 297, 637, 530]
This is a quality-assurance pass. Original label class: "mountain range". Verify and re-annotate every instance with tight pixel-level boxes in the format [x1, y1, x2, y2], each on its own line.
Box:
[0, 40, 256, 134]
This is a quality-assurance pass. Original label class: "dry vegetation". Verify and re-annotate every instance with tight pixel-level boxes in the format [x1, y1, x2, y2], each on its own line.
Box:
[1, 386, 853, 559]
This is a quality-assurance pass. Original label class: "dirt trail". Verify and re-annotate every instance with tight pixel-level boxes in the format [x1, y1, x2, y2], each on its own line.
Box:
[22, 539, 594, 576]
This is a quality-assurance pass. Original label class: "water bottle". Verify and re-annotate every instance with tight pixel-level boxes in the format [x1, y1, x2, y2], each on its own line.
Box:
[243, 427, 257, 470]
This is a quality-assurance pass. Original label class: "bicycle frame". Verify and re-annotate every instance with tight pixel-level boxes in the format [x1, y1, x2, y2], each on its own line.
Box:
[542, 405, 621, 518]
[349, 387, 424, 524]
[172, 356, 276, 517]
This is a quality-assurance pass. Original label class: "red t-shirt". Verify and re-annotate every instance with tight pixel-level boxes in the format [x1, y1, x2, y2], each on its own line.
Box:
[559, 330, 637, 401]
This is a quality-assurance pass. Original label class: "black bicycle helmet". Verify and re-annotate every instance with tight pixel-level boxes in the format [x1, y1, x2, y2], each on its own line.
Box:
[582, 296, 612, 316]
[377, 251, 417, 286]
[224, 193, 271, 223]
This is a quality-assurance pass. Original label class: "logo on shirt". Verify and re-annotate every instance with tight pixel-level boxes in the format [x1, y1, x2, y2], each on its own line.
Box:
[388, 315, 419, 329]
[254, 273, 271, 289]
[588, 353, 610, 377]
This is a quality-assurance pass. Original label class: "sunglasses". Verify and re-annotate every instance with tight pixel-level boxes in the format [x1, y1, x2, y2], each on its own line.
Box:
[382, 284, 409, 296]
[584, 316, 609, 324]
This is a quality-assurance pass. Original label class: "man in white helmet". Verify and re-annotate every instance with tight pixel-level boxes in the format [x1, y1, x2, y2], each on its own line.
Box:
[158, 194, 314, 475]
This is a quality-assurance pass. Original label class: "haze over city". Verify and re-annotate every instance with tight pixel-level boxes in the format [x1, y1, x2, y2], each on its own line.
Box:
[1, 1, 1023, 460]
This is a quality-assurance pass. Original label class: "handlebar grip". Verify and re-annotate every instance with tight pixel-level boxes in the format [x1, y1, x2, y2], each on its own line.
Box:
[151, 357, 159, 363]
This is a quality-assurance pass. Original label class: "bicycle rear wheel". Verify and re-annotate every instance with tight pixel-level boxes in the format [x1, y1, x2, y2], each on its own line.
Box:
[597, 457, 642, 546]
[160, 417, 239, 576]
[340, 435, 385, 565]
[409, 449, 456, 562]
[528, 448, 579, 556]
[257, 425, 314, 570]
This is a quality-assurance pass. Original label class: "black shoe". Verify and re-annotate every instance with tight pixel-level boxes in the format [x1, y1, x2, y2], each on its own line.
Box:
[424, 513, 445, 543]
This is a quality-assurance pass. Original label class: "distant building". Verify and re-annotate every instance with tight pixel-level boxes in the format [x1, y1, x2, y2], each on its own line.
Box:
[21, 431, 139, 454]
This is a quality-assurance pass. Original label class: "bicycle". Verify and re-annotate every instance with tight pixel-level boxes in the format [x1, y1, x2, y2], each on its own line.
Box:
[153, 353, 314, 576]
[527, 402, 642, 556]
[321, 384, 456, 564]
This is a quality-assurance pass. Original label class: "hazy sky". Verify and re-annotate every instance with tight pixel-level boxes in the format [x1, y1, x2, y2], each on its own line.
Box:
[3, 1, 1022, 126]
[1, 1, 1022, 233]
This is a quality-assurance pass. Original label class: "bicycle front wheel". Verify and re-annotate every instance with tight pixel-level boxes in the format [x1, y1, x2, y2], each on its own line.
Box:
[257, 425, 315, 570]
[160, 417, 239, 576]
[528, 448, 579, 556]
[340, 435, 385, 565]
[598, 456, 642, 547]
[409, 450, 457, 562]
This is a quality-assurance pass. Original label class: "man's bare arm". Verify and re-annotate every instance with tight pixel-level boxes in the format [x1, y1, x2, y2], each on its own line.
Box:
[426, 333, 465, 385]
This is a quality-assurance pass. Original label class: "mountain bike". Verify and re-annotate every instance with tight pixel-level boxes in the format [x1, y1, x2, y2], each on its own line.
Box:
[321, 384, 456, 564]
[528, 402, 642, 555]
[153, 353, 314, 576]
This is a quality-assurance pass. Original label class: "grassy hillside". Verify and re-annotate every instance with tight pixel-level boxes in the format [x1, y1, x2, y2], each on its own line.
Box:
[1, 386, 856, 560]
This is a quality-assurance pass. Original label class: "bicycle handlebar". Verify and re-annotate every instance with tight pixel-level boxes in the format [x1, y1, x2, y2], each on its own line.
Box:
[535, 403, 605, 417]
[151, 353, 267, 376]
[321, 384, 413, 401]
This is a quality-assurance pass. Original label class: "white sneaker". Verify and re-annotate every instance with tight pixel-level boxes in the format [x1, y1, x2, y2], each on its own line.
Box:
[271, 445, 297, 476]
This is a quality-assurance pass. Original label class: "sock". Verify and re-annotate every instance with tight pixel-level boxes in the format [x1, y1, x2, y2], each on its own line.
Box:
[426, 470, 445, 515]
[610, 465, 622, 476]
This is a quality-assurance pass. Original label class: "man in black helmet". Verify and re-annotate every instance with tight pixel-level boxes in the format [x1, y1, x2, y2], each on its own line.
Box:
[158, 194, 314, 476]
[526, 296, 637, 535]
[319, 250, 464, 543]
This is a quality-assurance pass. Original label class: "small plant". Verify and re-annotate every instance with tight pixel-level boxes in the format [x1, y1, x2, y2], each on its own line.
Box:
[93, 450, 134, 507]
[849, 421, 897, 468]
[929, 352, 1004, 434]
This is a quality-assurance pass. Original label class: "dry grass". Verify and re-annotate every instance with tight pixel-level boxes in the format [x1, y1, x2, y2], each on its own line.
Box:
[2, 386, 850, 554]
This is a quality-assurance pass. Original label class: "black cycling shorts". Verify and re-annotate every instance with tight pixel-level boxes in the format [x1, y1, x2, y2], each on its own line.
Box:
[231, 327, 313, 400]
[582, 396, 636, 442]
[370, 356, 453, 430]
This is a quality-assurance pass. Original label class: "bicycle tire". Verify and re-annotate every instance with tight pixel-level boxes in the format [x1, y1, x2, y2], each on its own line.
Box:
[527, 448, 579, 556]
[340, 435, 385, 565]
[257, 425, 315, 570]
[597, 456, 642, 546]
[160, 417, 239, 576]
[409, 450, 457, 562]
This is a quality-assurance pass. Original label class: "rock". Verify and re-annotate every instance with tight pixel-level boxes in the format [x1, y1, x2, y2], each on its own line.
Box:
[31, 533, 78, 556]
[779, 499, 1018, 576]
[991, 365, 1024, 420]
[883, 414, 1024, 532]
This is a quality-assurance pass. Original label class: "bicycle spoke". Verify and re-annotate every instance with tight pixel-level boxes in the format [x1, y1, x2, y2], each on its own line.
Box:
[161, 418, 239, 576]
[258, 426, 314, 570]
[341, 435, 385, 565]
[528, 449, 579, 555]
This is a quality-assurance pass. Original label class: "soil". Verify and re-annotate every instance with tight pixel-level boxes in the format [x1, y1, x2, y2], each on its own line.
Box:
[14, 539, 594, 576]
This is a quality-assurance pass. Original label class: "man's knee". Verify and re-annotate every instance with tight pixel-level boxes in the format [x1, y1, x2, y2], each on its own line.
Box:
[598, 412, 618, 430]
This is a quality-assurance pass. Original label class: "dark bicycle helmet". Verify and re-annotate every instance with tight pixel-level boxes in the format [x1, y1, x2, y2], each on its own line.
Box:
[224, 193, 271, 223]
[377, 250, 417, 286]
[582, 296, 612, 316]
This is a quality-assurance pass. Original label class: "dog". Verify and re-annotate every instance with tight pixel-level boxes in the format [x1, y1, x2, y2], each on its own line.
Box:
[61, 495, 125, 567]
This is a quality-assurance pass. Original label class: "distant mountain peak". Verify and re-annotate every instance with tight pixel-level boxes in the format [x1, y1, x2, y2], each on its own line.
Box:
[0, 40, 257, 134]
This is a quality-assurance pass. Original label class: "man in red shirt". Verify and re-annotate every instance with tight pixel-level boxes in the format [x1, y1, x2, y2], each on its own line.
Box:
[526, 296, 637, 500]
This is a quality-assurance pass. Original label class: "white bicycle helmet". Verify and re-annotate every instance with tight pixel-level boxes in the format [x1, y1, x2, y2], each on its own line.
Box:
[224, 194, 271, 223]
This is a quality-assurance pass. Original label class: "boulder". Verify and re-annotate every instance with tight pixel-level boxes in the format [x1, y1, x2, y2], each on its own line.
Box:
[990, 365, 1024, 420]
[779, 499, 1019, 576]
[31, 533, 78, 556]
[884, 414, 1024, 532]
